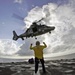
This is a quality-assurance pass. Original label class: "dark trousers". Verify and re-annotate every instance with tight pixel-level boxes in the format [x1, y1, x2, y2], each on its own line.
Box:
[35, 57, 46, 73]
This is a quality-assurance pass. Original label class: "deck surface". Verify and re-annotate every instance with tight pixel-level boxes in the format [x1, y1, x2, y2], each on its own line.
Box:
[0, 59, 75, 75]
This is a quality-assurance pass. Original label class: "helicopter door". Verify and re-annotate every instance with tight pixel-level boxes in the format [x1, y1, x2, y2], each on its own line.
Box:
[32, 27, 37, 32]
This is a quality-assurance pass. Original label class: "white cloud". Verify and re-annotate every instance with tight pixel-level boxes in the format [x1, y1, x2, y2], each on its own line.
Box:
[1, 0, 75, 59]
[14, 0, 23, 4]
[18, 0, 75, 57]
[0, 39, 21, 56]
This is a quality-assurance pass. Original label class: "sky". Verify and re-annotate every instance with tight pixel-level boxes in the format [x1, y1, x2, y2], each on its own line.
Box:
[0, 0, 75, 59]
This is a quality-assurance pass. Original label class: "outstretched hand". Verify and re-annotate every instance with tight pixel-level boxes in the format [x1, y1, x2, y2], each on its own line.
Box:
[43, 42, 45, 44]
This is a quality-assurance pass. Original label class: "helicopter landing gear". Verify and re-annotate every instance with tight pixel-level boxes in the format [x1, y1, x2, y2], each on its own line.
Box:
[49, 31, 51, 34]
[35, 36, 37, 39]
[31, 34, 33, 37]
[26, 37, 27, 39]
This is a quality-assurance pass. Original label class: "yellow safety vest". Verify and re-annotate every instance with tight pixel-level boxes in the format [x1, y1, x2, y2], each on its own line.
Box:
[30, 45, 47, 59]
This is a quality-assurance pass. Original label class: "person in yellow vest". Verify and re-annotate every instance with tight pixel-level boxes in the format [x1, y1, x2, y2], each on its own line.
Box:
[30, 41, 47, 74]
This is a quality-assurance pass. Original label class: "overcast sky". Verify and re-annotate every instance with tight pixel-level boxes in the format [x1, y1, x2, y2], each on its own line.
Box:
[0, 0, 75, 59]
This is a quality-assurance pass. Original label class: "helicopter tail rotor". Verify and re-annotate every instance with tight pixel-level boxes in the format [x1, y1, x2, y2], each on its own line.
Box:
[13, 31, 24, 41]
[13, 31, 19, 41]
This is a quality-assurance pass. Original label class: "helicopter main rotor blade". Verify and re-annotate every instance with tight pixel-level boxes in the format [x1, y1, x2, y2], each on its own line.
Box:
[12, 13, 24, 20]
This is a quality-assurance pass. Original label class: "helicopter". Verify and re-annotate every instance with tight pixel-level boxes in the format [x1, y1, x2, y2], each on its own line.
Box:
[13, 18, 55, 41]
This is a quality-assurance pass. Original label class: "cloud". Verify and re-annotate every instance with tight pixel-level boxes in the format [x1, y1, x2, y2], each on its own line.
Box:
[17, 0, 75, 57]
[1, 0, 75, 59]
[16, 38, 37, 56]
[0, 39, 20, 56]
[14, 0, 23, 4]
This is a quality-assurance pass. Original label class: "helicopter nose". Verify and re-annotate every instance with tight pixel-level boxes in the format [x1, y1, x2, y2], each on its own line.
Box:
[53, 26, 55, 30]
[49, 26, 55, 30]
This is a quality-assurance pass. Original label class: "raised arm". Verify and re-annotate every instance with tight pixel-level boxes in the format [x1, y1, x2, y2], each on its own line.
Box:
[30, 44, 33, 50]
[43, 42, 47, 48]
